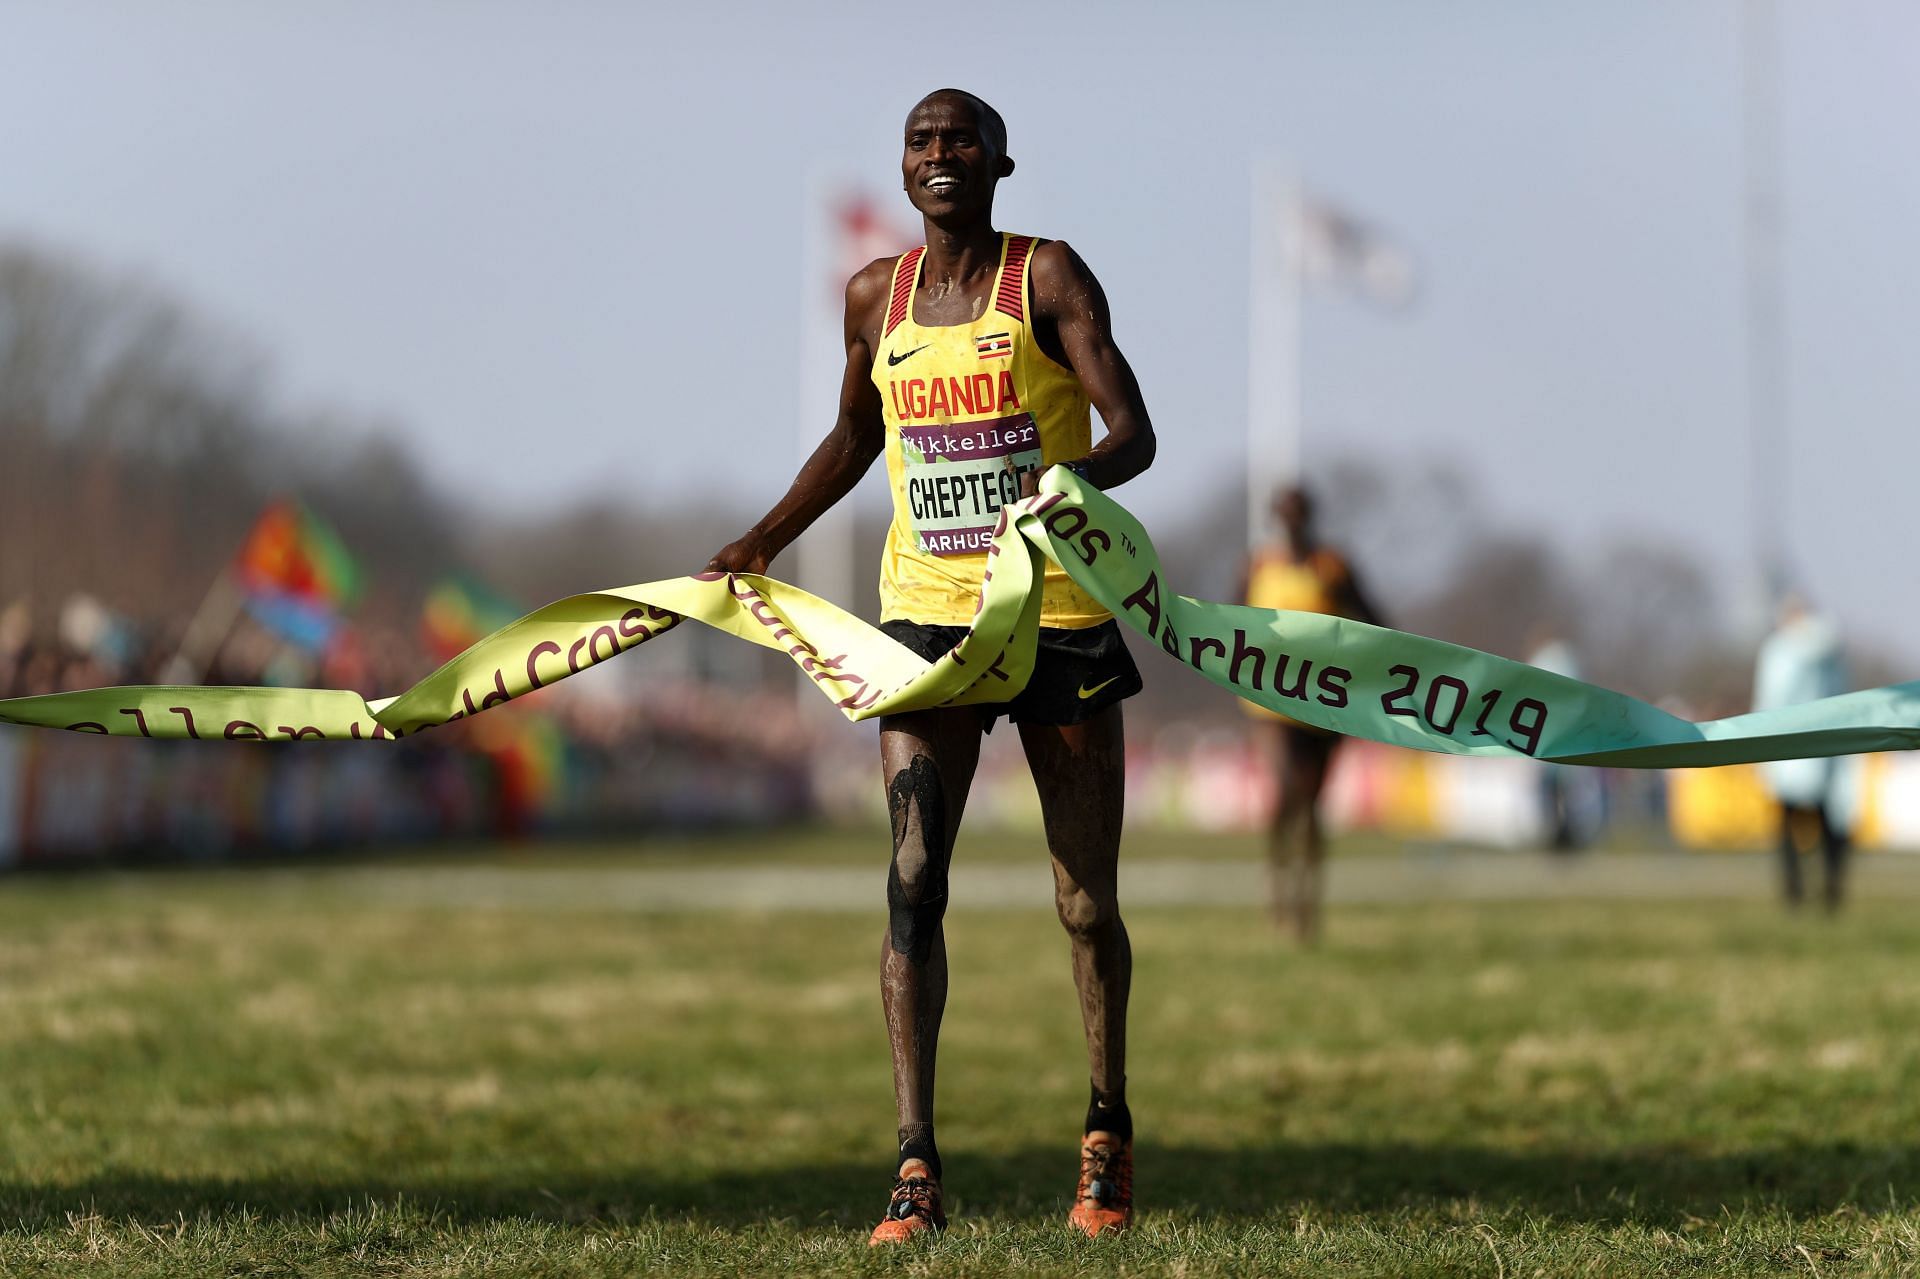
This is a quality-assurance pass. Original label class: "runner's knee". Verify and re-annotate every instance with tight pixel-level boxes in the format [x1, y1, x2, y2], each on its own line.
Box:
[886, 756, 949, 963]
[1055, 882, 1118, 938]
[887, 851, 947, 963]
[889, 841, 947, 910]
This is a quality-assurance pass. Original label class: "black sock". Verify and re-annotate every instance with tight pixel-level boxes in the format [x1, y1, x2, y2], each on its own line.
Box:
[1085, 1081, 1133, 1144]
[897, 1122, 941, 1181]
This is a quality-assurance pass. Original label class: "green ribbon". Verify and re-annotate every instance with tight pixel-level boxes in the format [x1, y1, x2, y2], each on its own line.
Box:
[4, 470, 1917, 768]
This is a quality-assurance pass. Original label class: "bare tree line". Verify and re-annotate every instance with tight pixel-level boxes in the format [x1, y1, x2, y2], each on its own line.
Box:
[0, 242, 807, 695]
[4, 238, 1849, 718]
[0, 243, 464, 640]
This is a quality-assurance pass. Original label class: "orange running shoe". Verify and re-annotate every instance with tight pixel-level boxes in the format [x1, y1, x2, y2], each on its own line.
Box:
[1068, 1131, 1133, 1237]
[867, 1160, 945, 1245]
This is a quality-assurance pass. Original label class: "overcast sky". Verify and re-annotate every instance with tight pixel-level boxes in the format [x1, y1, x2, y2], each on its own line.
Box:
[4, 2, 1916, 657]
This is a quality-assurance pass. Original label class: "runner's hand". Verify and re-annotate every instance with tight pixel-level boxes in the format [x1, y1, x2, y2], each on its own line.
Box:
[1025, 460, 1089, 501]
[705, 532, 773, 575]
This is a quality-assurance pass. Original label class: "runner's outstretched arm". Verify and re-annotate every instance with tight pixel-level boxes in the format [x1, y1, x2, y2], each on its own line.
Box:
[1025, 240, 1156, 494]
[706, 260, 892, 574]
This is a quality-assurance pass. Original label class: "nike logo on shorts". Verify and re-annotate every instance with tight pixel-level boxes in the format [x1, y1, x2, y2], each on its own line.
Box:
[1077, 677, 1120, 700]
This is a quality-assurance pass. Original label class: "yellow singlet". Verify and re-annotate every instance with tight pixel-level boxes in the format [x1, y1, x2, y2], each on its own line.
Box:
[872, 232, 1108, 628]
[1243, 547, 1349, 725]
[1244, 548, 1345, 617]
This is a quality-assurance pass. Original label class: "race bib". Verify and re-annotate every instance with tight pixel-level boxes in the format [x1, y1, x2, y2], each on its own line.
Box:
[900, 413, 1043, 556]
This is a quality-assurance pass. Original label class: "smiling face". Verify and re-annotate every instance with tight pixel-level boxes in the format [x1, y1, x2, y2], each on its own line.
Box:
[900, 90, 1012, 224]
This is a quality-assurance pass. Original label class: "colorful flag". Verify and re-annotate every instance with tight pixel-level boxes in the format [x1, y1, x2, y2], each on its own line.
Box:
[236, 500, 360, 606]
[1294, 194, 1418, 309]
[833, 193, 918, 285]
[234, 500, 360, 649]
[421, 576, 524, 662]
[436, 575, 566, 835]
[975, 331, 1012, 360]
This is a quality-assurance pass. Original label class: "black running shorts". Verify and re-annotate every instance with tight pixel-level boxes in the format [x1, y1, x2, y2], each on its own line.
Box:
[879, 618, 1143, 727]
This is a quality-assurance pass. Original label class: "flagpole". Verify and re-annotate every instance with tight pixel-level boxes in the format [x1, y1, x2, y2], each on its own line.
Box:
[1742, 0, 1787, 612]
[162, 569, 243, 684]
[1247, 162, 1304, 555]
[795, 170, 857, 690]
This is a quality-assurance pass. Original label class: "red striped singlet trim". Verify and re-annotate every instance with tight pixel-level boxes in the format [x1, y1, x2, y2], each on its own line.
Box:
[994, 235, 1034, 321]
[884, 247, 925, 338]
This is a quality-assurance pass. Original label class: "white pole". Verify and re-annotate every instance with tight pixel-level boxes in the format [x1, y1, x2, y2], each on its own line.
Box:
[1742, 0, 1787, 612]
[795, 172, 858, 684]
[1247, 164, 1304, 555]
[161, 569, 243, 684]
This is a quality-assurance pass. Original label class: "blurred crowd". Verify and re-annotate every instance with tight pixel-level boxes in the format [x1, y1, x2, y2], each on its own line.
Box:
[0, 594, 814, 867]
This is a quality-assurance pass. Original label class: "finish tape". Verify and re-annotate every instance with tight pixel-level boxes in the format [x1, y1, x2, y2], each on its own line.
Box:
[5, 471, 1917, 768]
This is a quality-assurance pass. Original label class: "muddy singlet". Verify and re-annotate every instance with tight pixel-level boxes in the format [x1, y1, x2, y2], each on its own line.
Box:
[872, 233, 1107, 628]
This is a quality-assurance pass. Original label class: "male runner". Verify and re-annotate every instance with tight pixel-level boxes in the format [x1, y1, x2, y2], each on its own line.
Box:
[1753, 594, 1852, 909]
[1237, 485, 1382, 943]
[705, 89, 1157, 1241]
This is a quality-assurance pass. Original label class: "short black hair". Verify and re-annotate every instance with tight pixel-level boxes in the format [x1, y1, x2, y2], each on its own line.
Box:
[910, 88, 1008, 156]
[1273, 484, 1316, 523]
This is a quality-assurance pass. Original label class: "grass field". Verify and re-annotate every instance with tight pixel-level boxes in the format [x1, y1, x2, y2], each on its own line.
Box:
[7, 831, 1920, 1276]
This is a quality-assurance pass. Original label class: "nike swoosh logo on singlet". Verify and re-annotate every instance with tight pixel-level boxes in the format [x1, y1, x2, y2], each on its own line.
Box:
[887, 344, 930, 366]
[1078, 677, 1120, 700]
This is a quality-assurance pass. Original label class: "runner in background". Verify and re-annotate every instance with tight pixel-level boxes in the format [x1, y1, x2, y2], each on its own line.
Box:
[1524, 623, 1605, 852]
[1753, 593, 1852, 910]
[704, 89, 1157, 1242]
[1237, 484, 1382, 943]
